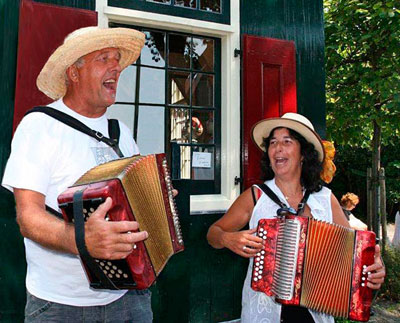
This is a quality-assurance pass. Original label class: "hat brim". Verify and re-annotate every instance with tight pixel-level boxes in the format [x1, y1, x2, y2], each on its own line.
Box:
[37, 28, 145, 100]
[251, 117, 325, 162]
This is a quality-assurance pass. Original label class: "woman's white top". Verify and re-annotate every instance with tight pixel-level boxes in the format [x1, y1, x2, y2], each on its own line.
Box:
[241, 179, 335, 323]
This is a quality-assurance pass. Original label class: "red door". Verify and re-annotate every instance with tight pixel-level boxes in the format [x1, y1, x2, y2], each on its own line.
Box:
[242, 35, 297, 189]
[13, 0, 97, 132]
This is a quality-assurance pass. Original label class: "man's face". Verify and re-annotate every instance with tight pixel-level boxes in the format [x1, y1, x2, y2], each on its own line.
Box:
[75, 47, 122, 110]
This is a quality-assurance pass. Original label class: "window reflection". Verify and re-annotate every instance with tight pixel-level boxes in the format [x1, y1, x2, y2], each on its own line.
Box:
[175, 0, 196, 9]
[192, 38, 214, 72]
[142, 31, 165, 67]
[168, 71, 190, 105]
[171, 143, 191, 179]
[200, 0, 221, 13]
[192, 73, 214, 107]
[168, 34, 191, 69]
[137, 106, 165, 155]
[147, 0, 171, 4]
[170, 108, 190, 143]
[139, 67, 165, 104]
[116, 66, 136, 102]
[192, 110, 214, 144]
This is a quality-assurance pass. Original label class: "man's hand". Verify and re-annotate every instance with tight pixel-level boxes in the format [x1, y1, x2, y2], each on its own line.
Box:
[84, 197, 148, 260]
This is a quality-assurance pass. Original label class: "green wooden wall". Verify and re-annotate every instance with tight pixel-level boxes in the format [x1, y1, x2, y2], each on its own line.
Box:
[241, 0, 326, 137]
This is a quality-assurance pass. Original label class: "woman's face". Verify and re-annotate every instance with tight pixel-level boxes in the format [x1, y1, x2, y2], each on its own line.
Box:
[267, 128, 303, 179]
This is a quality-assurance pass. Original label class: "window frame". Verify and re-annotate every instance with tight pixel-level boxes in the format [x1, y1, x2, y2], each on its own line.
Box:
[107, 0, 230, 25]
[96, 0, 240, 214]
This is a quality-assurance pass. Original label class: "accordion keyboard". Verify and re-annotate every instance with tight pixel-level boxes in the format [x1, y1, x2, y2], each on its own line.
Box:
[272, 218, 301, 300]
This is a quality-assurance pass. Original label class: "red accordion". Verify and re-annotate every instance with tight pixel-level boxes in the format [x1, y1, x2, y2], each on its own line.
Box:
[58, 153, 184, 290]
[251, 215, 375, 322]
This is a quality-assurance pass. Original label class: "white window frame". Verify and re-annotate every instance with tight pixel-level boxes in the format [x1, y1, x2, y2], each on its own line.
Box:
[96, 0, 241, 214]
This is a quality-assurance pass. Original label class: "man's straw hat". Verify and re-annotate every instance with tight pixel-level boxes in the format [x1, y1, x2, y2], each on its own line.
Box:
[37, 26, 145, 100]
[251, 112, 325, 162]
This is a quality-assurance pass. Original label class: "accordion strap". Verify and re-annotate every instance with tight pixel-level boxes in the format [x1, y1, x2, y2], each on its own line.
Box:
[72, 190, 119, 290]
[254, 183, 311, 215]
[25, 106, 124, 158]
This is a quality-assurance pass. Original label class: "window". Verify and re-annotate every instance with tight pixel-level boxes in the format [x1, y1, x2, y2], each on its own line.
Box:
[107, 0, 230, 24]
[108, 24, 221, 195]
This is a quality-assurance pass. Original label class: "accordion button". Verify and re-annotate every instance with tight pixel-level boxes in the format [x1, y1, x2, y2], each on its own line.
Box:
[116, 274, 121, 278]
[254, 277, 258, 282]
[260, 261, 264, 265]
[258, 270, 262, 274]
[256, 257, 260, 261]
[256, 252, 261, 257]
[90, 208, 95, 212]
[260, 228, 264, 232]
[118, 269, 123, 274]
[261, 250, 265, 255]
[258, 275, 262, 279]
[123, 274, 128, 278]
[263, 236, 267, 240]
[261, 256, 265, 260]
[256, 262, 260, 266]
[361, 283, 365, 287]
[362, 277, 366, 281]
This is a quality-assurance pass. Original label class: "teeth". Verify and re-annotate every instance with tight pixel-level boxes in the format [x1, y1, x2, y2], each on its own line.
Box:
[104, 79, 116, 83]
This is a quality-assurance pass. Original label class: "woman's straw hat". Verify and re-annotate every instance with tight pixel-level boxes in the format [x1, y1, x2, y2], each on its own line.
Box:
[251, 112, 325, 162]
[37, 26, 145, 100]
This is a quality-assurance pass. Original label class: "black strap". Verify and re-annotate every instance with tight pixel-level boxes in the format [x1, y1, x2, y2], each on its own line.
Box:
[45, 205, 63, 219]
[256, 183, 310, 215]
[25, 106, 124, 158]
[72, 190, 118, 290]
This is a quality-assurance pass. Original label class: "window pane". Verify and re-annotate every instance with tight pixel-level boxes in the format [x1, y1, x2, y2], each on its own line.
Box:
[192, 73, 214, 107]
[147, 0, 171, 3]
[200, 0, 221, 13]
[174, 0, 196, 8]
[168, 71, 190, 105]
[142, 31, 166, 67]
[168, 34, 191, 69]
[192, 146, 214, 180]
[106, 104, 135, 135]
[116, 65, 136, 103]
[192, 110, 214, 144]
[192, 38, 214, 72]
[170, 108, 190, 143]
[171, 143, 191, 179]
[139, 67, 165, 104]
[137, 106, 165, 155]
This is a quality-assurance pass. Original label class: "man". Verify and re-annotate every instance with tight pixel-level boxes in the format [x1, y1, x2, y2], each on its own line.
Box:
[2, 26, 152, 322]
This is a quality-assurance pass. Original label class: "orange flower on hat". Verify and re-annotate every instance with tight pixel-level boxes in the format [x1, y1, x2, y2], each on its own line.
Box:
[320, 140, 336, 184]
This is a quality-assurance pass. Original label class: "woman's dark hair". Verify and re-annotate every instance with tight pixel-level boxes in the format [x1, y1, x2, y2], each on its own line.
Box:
[260, 127, 323, 192]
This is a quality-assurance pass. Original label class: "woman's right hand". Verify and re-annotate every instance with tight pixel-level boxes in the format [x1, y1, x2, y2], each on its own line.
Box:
[222, 228, 264, 258]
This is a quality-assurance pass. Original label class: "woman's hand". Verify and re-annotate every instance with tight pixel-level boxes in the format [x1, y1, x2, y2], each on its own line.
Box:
[221, 228, 264, 258]
[364, 244, 385, 290]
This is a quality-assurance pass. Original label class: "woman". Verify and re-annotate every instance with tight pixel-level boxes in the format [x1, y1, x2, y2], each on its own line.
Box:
[207, 113, 385, 323]
[340, 193, 368, 230]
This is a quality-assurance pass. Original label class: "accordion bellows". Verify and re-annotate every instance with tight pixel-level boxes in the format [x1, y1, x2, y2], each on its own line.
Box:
[251, 216, 375, 322]
[58, 154, 184, 289]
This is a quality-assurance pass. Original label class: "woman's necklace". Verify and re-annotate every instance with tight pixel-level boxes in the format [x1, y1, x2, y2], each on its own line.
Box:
[283, 187, 305, 201]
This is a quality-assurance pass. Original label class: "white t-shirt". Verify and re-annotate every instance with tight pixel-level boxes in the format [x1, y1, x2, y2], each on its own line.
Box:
[2, 99, 139, 306]
[241, 179, 335, 323]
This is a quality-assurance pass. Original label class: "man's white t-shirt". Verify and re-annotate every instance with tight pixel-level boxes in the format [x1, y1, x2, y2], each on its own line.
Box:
[2, 99, 139, 306]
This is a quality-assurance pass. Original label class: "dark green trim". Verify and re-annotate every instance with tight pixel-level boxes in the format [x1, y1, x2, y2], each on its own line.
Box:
[33, 0, 95, 10]
[108, 0, 230, 25]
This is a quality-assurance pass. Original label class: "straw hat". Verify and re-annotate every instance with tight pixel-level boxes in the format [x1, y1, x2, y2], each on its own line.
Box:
[251, 112, 325, 162]
[37, 26, 145, 100]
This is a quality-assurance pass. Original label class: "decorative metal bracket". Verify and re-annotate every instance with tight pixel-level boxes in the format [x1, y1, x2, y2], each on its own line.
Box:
[234, 48, 242, 57]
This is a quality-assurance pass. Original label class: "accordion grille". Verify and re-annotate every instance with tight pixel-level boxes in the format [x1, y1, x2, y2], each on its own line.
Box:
[75, 155, 174, 275]
[300, 219, 355, 318]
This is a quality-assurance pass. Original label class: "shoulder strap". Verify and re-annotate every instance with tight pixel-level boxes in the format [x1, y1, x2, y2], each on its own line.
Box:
[256, 183, 311, 215]
[26, 106, 124, 158]
[257, 183, 288, 208]
[107, 119, 123, 158]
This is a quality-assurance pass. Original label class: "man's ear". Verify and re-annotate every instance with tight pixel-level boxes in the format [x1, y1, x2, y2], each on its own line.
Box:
[66, 65, 79, 83]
